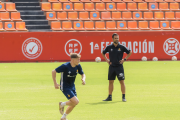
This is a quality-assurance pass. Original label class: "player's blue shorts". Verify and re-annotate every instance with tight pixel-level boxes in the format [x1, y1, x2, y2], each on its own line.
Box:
[62, 89, 77, 100]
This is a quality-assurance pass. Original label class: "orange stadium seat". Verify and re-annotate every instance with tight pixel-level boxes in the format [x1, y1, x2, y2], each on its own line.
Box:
[63, 3, 73, 11]
[154, 12, 164, 20]
[59, 0, 69, 2]
[149, 3, 158, 11]
[95, 21, 106, 30]
[74, 3, 84, 11]
[49, 0, 59, 2]
[112, 0, 123, 2]
[175, 12, 180, 20]
[128, 21, 138, 30]
[133, 0, 143, 2]
[57, 12, 68, 20]
[155, 0, 164, 2]
[90, 12, 100, 20]
[106, 3, 116, 11]
[160, 21, 171, 30]
[165, 0, 175, 2]
[84, 21, 95, 30]
[165, 12, 175, 20]
[101, 12, 111, 20]
[74, 21, 84, 30]
[81, 0, 91, 2]
[46, 12, 57, 20]
[138, 3, 148, 11]
[117, 21, 128, 30]
[1, 12, 11, 21]
[123, 0, 133, 2]
[16, 22, 27, 31]
[112, 12, 122, 20]
[41, 3, 52, 11]
[68, 12, 78, 20]
[106, 21, 117, 30]
[79, 12, 89, 20]
[171, 21, 180, 29]
[122, 12, 132, 20]
[96, 3, 105, 11]
[70, 0, 80, 2]
[62, 21, 73, 30]
[133, 12, 143, 20]
[127, 3, 138, 11]
[170, 3, 179, 11]
[11, 12, 22, 21]
[0, 22, 4, 31]
[5, 22, 16, 31]
[144, 12, 154, 20]
[6, 3, 17, 12]
[149, 21, 160, 30]
[85, 3, 95, 11]
[52, 3, 63, 11]
[0, 3, 6, 12]
[91, 0, 101, 2]
[145, 0, 155, 2]
[159, 3, 169, 11]
[117, 3, 127, 11]
[175, 0, 180, 2]
[139, 21, 150, 30]
[102, 0, 112, 2]
[51, 22, 62, 30]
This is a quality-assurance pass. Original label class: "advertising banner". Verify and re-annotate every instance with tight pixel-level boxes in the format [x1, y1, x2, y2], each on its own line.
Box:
[0, 31, 180, 62]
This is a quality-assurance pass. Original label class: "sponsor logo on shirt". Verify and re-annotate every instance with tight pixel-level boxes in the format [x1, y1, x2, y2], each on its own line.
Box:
[118, 48, 121, 51]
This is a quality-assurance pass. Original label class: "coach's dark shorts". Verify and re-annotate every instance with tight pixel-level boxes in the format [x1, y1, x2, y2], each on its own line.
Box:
[108, 65, 125, 80]
[62, 89, 77, 100]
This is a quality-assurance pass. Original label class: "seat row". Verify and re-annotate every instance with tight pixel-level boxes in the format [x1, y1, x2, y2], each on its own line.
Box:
[48, 0, 180, 3]
[0, 12, 22, 21]
[0, 22, 27, 31]
[0, 3, 17, 12]
[46, 11, 180, 20]
[51, 21, 180, 30]
[41, 2, 180, 12]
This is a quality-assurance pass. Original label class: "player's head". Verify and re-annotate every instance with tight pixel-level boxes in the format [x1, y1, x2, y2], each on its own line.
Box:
[112, 33, 119, 44]
[70, 53, 81, 65]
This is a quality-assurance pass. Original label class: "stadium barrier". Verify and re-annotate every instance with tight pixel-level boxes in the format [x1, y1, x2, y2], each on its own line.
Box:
[0, 31, 179, 62]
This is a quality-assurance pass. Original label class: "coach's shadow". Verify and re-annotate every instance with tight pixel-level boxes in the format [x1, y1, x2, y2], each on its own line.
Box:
[86, 101, 120, 105]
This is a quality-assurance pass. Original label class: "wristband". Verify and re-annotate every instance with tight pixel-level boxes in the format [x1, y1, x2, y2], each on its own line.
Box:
[124, 58, 126, 61]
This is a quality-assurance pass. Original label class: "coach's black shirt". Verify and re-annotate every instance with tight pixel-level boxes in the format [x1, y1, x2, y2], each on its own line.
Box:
[103, 43, 131, 67]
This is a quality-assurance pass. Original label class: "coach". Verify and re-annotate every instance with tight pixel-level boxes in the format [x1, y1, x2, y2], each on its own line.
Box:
[102, 33, 132, 102]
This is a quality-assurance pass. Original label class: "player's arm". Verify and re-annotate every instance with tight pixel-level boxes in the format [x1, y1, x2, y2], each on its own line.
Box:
[52, 69, 60, 89]
[120, 51, 132, 64]
[102, 46, 110, 65]
[81, 74, 86, 85]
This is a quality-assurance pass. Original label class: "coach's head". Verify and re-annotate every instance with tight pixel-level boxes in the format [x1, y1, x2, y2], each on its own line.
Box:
[70, 53, 81, 66]
[112, 33, 119, 45]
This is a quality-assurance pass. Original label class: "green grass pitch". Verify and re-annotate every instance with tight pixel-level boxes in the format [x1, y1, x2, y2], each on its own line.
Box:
[0, 61, 180, 120]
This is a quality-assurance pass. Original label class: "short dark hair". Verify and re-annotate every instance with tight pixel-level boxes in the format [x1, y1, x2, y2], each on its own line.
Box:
[112, 33, 118, 39]
[70, 53, 81, 59]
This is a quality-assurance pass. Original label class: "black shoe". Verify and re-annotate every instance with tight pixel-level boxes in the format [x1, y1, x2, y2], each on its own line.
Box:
[103, 97, 112, 101]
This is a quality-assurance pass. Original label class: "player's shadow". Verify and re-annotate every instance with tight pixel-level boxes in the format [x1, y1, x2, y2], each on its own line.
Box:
[86, 101, 120, 105]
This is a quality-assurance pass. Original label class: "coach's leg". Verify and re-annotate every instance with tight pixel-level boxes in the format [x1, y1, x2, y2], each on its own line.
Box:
[109, 80, 114, 95]
[119, 80, 125, 94]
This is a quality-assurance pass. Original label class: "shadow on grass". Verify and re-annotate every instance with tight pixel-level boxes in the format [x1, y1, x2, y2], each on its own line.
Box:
[86, 101, 122, 105]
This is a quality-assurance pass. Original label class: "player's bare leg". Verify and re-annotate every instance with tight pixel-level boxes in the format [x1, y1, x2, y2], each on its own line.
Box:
[119, 80, 126, 102]
[103, 80, 114, 101]
[60, 96, 79, 120]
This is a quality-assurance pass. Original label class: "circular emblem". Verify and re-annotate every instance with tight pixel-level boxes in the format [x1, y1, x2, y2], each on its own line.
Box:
[135, 13, 140, 18]
[162, 23, 167, 27]
[0, 5, 2, 9]
[76, 23, 80, 28]
[65, 39, 82, 56]
[151, 4, 155, 9]
[22, 37, 43, 59]
[49, 13, 53, 18]
[93, 13, 97, 18]
[8, 24, 12, 28]
[66, 5, 70, 9]
[120, 23, 124, 27]
[109, 5, 113, 9]
[163, 38, 180, 56]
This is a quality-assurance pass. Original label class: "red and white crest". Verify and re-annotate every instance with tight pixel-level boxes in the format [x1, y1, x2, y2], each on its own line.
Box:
[22, 37, 43, 59]
[163, 38, 180, 56]
[65, 39, 82, 56]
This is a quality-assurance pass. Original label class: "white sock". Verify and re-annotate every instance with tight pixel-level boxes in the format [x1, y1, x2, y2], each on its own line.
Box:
[61, 113, 68, 118]
[61, 102, 66, 107]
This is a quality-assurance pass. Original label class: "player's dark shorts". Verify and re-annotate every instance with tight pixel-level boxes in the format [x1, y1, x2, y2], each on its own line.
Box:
[108, 65, 125, 80]
[61, 89, 77, 100]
